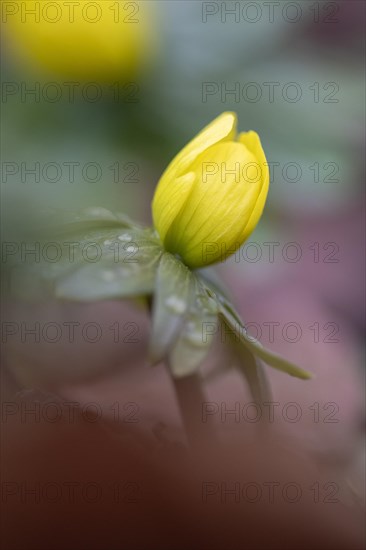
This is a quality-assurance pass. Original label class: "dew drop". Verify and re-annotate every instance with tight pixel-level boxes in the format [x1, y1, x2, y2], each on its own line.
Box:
[118, 233, 132, 242]
[183, 323, 205, 347]
[164, 296, 186, 315]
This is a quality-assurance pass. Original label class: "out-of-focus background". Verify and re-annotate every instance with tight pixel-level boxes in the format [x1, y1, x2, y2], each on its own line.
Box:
[1, 2, 365, 549]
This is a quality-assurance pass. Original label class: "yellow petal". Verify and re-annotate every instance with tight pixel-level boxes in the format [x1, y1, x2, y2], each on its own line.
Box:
[174, 111, 237, 171]
[156, 112, 237, 197]
[152, 172, 196, 241]
[239, 131, 270, 241]
[165, 141, 262, 267]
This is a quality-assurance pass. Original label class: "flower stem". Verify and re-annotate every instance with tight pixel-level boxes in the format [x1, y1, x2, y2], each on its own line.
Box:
[146, 295, 216, 449]
[170, 372, 216, 450]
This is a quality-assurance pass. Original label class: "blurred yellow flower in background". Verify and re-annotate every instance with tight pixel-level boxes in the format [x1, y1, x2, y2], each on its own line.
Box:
[152, 112, 270, 268]
[3, 0, 154, 81]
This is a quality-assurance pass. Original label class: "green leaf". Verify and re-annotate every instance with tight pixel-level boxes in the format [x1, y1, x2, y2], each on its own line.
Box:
[149, 252, 194, 365]
[240, 334, 312, 380]
[10, 215, 163, 302]
[43, 207, 140, 233]
[219, 307, 312, 380]
[55, 239, 162, 301]
[238, 353, 272, 405]
[202, 279, 312, 381]
[196, 266, 231, 298]
[168, 277, 218, 378]
[224, 322, 272, 404]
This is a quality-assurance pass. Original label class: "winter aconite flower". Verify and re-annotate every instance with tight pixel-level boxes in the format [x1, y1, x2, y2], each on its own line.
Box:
[8, 109, 310, 383]
[4, 1, 154, 81]
[152, 112, 269, 268]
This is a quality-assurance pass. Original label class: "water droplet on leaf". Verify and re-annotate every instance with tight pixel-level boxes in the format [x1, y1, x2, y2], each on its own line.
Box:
[118, 233, 132, 242]
[164, 296, 186, 315]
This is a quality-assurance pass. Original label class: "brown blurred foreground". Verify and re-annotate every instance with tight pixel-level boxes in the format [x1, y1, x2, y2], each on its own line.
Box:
[2, 366, 365, 550]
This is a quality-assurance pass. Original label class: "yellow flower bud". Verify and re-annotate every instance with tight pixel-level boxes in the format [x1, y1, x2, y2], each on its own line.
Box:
[152, 112, 270, 268]
[4, 1, 154, 81]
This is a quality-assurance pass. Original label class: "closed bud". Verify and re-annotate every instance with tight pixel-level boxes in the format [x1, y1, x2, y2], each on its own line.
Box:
[152, 112, 270, 268]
